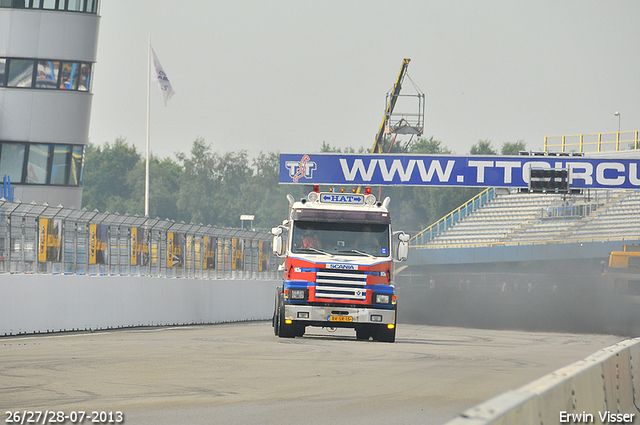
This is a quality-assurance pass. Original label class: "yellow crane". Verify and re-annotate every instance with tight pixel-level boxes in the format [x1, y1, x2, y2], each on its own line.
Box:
[357, 58, 424, 194]
[372, 58, 412, 154]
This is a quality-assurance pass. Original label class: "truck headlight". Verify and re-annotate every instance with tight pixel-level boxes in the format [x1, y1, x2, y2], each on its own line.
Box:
[290, 289, 308, 300]
[374, 293, 391, 304]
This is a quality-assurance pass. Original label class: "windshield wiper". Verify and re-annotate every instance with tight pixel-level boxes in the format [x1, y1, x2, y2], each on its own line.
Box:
[298, 247, 335, 258]
[339, 249, 377, 259]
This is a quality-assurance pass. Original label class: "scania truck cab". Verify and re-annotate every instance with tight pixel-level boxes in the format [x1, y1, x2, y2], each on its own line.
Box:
[271, 186, 409, 342]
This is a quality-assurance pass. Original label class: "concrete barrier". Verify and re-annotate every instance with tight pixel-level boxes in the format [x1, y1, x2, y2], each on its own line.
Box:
[445, 338, 640, 425]
[0, 274, 279, 335]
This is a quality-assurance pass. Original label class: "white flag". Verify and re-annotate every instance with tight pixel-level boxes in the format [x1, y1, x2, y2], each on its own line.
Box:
[150, 46, 175, 106]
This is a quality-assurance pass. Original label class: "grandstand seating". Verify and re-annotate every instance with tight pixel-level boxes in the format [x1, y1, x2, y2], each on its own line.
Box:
[419, 189, 640, 247]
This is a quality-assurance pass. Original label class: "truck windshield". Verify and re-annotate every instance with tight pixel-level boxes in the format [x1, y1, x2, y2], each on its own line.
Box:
[291, 221, 390, 257]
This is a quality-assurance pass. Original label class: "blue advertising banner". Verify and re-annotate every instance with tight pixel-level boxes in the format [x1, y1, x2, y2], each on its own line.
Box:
[279, 153, 640, 189]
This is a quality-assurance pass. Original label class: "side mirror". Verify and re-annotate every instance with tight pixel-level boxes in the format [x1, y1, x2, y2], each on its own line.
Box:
[395, 232, 409, 262]
[273, 234, 283, 256]
[272, 225, 288, 257]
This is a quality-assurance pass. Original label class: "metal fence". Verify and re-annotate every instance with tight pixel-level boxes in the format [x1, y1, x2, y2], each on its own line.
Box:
[0, 199, 279, 279]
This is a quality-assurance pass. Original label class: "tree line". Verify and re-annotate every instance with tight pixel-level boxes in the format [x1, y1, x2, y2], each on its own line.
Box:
[81, 137, 526, 234]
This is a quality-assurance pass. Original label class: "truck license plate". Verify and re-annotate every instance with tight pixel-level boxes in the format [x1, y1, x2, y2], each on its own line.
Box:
[329, 315, 353, 322]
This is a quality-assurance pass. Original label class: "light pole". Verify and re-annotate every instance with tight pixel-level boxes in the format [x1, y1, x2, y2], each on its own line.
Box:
[615, 111, 621, 133]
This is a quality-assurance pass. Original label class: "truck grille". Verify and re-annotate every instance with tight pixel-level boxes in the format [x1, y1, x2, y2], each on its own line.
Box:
[315, 268, 367, 301]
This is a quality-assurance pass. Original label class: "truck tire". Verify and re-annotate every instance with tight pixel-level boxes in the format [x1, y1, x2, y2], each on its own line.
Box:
[273, 288, 281, 336]
[278, 294, 296, 338]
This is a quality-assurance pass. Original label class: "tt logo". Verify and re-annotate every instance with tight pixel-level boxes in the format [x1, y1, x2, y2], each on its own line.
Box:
[285, 155, 317, 182]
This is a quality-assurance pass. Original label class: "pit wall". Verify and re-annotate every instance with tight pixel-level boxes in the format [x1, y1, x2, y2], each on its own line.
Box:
[445, 338, 640, 425]
[0, 274, 278, 336]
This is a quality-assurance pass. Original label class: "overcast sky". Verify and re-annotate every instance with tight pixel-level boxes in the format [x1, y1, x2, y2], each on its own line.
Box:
[88, 1, 640, 160]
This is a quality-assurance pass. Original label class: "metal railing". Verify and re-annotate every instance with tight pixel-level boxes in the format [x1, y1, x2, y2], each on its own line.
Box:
[539, 190, 616, 220]
[540, 201, 598, 220]
[0, 199, 279, 279]
[544, 131, 640, 153]
[410, 187, 495, 246]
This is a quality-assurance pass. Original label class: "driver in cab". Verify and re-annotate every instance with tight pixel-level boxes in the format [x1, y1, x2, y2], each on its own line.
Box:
[302, 229, 321, 249]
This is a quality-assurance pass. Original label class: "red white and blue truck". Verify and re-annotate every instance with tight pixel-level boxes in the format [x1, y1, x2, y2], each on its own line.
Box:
[271, 186, 409, 342]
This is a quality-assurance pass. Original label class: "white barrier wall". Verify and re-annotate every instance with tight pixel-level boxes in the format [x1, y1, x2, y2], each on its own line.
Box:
[445, 338, 640, 425]
[0, 274, 279, 336]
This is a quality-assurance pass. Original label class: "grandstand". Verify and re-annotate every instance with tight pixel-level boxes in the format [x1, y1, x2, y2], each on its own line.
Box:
[401, 135, 640, 335]
[409, 131, 640, 250]
[412, 188, 640, 248]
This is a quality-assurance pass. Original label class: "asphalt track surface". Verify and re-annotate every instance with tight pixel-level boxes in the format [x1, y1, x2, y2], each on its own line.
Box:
[0, 322, 623, 425]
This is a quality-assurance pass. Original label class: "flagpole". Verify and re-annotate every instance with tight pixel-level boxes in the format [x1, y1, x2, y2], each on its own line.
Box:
[145, 36, 151, 217]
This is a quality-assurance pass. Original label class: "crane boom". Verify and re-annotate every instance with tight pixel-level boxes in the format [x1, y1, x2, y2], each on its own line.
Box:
[372, 58, 411, 153]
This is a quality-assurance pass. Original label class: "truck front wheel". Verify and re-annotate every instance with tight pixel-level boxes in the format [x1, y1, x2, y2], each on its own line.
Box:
[273, 288, 281, 336]
[277, 294, 296, 338]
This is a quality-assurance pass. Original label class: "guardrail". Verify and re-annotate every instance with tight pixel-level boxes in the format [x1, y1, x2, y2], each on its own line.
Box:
[0, 199, 278, 280]
[445, 338, 640, 425]
[544, 130, 640, 153]
[410, 188, 495, 246]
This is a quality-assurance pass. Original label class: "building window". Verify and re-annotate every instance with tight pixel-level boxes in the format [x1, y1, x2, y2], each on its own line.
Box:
[59, 62, 79, 90]
[79, 62, 91, 91]
[36, 60, 60, 89]
[51, 144, 71, 185]
[0, 142, 84, 186]
[0, 58, 6, 87]
[25, 143, 51, 184]
[2, 57, 92, 92]
[0, 0, 26, 7]
[0, 143, 26, 183]
[67, 0, 81, 11]
[7, 59, 35, 87]
[0, 0, 99, 12]
[69, 145, 84, 185]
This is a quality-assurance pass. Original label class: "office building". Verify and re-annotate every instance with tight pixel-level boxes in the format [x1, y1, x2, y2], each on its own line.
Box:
[0, 0, 100, 207]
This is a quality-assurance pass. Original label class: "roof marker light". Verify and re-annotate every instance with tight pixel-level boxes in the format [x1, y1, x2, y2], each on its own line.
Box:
[307, 190, 320, 203]
[365, 187, 372, 195]
[312, 185, 319, 193]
